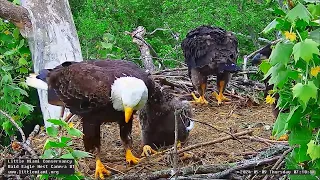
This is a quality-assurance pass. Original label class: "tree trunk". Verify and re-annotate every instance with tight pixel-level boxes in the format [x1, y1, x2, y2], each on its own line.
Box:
[0, 0, 83, 127]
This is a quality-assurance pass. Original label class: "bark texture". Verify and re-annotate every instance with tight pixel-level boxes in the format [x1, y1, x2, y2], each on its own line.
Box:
[19, 0, 83, 127]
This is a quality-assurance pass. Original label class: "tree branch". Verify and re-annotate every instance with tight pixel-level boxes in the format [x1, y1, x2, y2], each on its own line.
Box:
[0, 0, 31, 29]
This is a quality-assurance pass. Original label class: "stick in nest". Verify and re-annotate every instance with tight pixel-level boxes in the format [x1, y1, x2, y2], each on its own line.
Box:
[187, 117, 257, 152]
[0, 109, 39, 159]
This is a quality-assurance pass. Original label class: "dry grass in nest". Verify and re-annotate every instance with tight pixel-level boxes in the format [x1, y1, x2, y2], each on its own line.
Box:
[31, 101, 276, 179]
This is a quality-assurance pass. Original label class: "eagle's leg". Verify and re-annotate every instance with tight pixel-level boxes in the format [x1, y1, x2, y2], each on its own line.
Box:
[119, 119, 139, 165]
[190, 69, 208, 104]
[83, 121, 111, 179]
[213, 72, 230, 105]
[141, 145, 158, 157]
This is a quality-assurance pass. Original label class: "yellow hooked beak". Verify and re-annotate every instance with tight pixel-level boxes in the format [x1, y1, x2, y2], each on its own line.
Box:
[124, 106, 134, 123]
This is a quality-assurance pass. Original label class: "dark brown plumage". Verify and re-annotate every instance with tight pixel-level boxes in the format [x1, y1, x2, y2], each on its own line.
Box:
[28, 59, 155, 179]
[181, 25, 241, 105]
[251, 44, 281, 118]
[138, 83, 194, 150]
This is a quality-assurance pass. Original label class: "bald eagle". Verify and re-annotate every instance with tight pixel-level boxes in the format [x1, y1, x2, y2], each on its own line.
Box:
[251, 44, 289, 141]
[138, 83, 194, 155]
[26, 60, 155, 179]
[251, 44, 280, 118]
[181, 25, 241, 105]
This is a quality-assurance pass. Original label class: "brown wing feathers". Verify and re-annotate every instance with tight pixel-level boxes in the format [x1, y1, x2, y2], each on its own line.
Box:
[48, 62, 112, 114]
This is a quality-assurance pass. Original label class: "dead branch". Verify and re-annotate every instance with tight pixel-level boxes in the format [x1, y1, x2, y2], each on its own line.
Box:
[0, 0, 31, 29]
[0, 109, 26, 143]
[113, 164, 232, 180]
[246, 39, 282, 60]
[262, 147, 293, 180]
[187, 155, 281, 179]
[177, 129, 254, 154]
[25, 124, 40, 145]
[147, 28, 171, 35]
[126, 26, 164, 72]
[0, 109, 39, 158]
[240, 136, 288, 145]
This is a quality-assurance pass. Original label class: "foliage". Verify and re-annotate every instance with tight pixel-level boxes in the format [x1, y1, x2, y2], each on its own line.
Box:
[260, 0, 320, 178]
[38, 119, 89, 180]
[69, 0, 277, 68]
[0, 19, 40, 145]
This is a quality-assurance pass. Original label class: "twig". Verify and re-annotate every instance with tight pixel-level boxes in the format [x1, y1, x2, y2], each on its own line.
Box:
[188, 155, 281, 179]
[0, 109, 39, 158]
[147, 28, 171, 35]
[25, 124, 40, 145]
[186, 117, 256, 151]
[240, 136, 288, 145]
[246, 39, 282, 59]
[0, 109, 26, 143]
[262, 147, 293, 180]
[177, 130, 254, 154]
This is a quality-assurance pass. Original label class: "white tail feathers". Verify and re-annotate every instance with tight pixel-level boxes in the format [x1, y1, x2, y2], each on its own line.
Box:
[25, 74, 48, 90]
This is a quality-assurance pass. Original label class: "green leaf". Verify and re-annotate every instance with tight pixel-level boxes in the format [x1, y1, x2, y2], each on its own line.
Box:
[1, 74, 12, 85]
[71, 150, 92, 159]
[18, 57, 28, 66]
[307, 140, 320, 161]
[2, 121, 12, 133]
[286, 105, 303, 129]
[4, 49, 16, 56]
[101, 42, 113, 49]
[289, 175, 318, 180]
[43, 140, 67, 150]
[309, 28, 320, 44]
[272, 112, 289, 139]
[12, 28, 20, 39]
[42, 149, 55, 159]
[292, 81, 318, 109]
[60, 153, 74, 159]
[292, 144, 311, 163]
[286, 3, 311, 23]
[259, 61, 271, 74]
[293, 39, 320, 62]
[46, 126, 58, 137]
[19, 67, 28, 74]
[310, 110, 320, 128]
[17, 39, 24, 49]
[269, 42, 293, 65]
[60, 136, 72, 144]
[1, 65, 13, 71]
[308, 4, 320, 18]
[289, 126, 312, 146]
[67, 128, 83, 137]
[47, 119, 68, 128]
[262, 19, 279, 34]
[18, 103, 34, 115]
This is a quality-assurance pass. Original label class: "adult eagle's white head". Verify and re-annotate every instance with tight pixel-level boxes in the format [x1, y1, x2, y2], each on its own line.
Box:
[111, 76, 148, 123]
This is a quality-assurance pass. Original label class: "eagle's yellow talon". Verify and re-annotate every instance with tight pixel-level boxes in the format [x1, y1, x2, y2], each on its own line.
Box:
[212, 92, 229, 105]
[126, 149, 139, 165]
[141, 145, 158, 157]
[95, 159, 111, 179]
[190, 93, 208, 105]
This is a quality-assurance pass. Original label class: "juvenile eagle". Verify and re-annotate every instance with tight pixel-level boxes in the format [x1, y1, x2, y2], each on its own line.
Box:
[138, 83, 194, 155]
[251, 44, 289, 141]
[251, 44, 280, 118]
[26, 60, 155, 179]
[181, 25, 241, 105]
